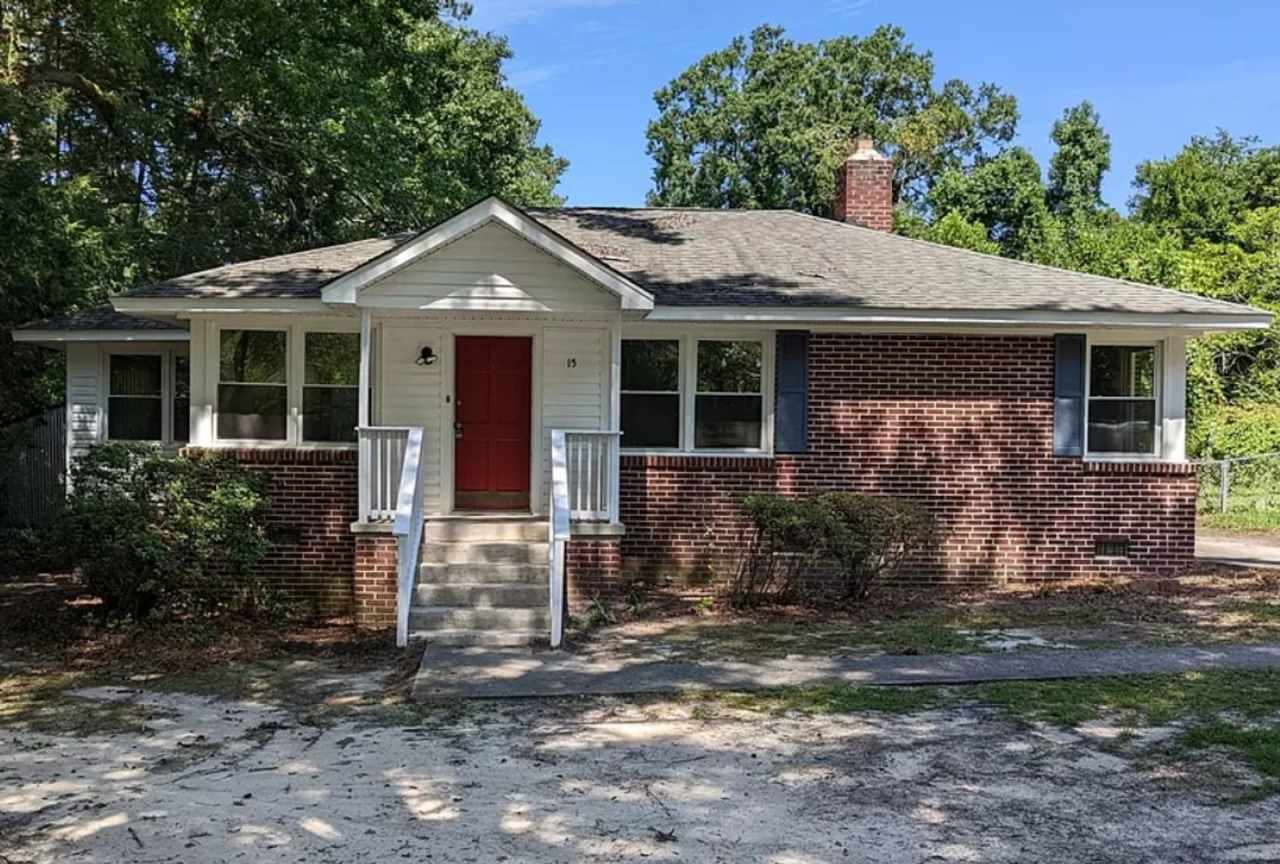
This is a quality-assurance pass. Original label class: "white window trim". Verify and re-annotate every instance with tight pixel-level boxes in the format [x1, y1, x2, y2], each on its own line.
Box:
[101, 345, 190, 446]
[1083, 336, 1163, 461]
[619, 331, 775, 456]
[211, 320, 361, 448]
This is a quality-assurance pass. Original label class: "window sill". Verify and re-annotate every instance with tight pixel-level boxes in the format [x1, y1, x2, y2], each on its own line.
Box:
[620, 449, 773, 459]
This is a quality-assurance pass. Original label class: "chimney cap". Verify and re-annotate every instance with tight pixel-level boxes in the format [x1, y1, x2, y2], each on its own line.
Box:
[847, 135, 888, 161]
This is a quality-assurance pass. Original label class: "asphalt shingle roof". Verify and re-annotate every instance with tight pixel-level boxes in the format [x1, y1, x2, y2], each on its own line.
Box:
[16, 307, 187, 332]
[116, 207, 1259, 318]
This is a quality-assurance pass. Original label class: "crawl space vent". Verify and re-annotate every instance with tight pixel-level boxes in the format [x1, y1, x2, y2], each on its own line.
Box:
[1094, 538, 1131, 559]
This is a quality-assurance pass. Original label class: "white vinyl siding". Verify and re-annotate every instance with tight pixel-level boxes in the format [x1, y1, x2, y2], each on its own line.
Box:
[378, 322, 446, 513]
[359, 222, 619, 313]
[66, 343, 102, 464]
[541, 326, 608, 508]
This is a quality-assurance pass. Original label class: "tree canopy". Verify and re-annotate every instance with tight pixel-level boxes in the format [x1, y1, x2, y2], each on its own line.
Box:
[645, 25, 1017, 213]
[0, 0, 566, 425]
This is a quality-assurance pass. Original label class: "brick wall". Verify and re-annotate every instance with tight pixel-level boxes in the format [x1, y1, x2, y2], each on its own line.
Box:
[565, 537, 623, 611]
[617, 333, 1197, 589]
[185, 448, 358, 613]
[353, 532, 398, 629]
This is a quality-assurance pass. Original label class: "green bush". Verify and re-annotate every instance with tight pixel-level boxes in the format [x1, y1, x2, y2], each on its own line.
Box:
[1199, 403, 1280, 458]
[0, 525, 72, 577]
[737, 492, 934, 604]
[62, 443, 271, 618]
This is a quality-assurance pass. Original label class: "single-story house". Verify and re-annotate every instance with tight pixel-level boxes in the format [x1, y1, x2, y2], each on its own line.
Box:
[15, 137, 1273, 647]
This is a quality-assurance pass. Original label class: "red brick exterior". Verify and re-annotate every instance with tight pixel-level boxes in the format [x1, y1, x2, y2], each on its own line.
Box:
[565, 537, 624, 611]
[353, 533, 398, 629]
[833, 142, 894, 232]
[616, 333, 1197, 590]
[184, 448, 358, 613]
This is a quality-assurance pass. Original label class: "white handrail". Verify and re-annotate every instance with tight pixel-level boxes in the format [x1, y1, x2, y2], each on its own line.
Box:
[548, 429, 571, 648]
[391, 427, 426, 648]
[358, 427, 412, 522]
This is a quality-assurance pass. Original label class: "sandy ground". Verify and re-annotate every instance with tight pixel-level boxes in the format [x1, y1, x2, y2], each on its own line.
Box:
[3, 686, 1279, 863]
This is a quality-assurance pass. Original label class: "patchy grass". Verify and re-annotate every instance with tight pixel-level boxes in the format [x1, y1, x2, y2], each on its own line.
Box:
[575, 566, 1280, 662]
[688, 683, 943, 718]
[0, 671, 173, 735]
[977, 669, 1280, 728]
[1183, 721, 1280, 796]
[1198, 510, 1280, 534]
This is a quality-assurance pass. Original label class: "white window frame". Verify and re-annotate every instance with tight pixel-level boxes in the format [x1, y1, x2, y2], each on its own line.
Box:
[619, 330, 774, 456]
[209, 319, 363, 448]
[1084, 336, 1163, 460]
[102, 346, 190, 446]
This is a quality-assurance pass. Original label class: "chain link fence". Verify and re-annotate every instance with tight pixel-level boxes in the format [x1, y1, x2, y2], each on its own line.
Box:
[1194, 451, 1280, 529]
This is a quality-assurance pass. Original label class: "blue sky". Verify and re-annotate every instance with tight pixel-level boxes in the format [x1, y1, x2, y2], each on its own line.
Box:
[462, 0, 1280, 212]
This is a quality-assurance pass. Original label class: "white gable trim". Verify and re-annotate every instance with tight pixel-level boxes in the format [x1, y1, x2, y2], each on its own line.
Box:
[321, 197, 655, 311]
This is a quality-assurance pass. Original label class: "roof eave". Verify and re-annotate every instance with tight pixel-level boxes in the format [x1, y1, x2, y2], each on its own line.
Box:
[642, 305, 1274, 332]
[12, 328, 190, 346]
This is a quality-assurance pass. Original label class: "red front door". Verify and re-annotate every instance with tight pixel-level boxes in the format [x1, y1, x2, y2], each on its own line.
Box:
[454, 336, 532, 511]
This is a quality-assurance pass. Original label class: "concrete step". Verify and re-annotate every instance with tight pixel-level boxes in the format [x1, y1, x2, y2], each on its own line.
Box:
[424, 517, 548, 543]
[417, 562, 545, 585]
[414, 582, 548, 608]
[409, 628, 548, 648]
[422, 541, 549, 566]
[410, 605, 550, 632]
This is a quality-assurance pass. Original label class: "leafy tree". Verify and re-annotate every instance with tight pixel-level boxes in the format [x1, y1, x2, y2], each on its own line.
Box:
[1131, 132, 1280, 245]
[1047, 101, 1111, 220]
[927, 147, 1052, 259]
[645, 24, 1017, 213]
[0, 0, 566, 423]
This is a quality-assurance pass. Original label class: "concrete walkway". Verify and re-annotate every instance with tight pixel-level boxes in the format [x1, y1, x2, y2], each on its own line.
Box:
[1197, 532, 1280, 569]
[412, 642, 1280, 701]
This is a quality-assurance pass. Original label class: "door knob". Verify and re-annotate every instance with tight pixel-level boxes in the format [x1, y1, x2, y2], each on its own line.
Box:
[454, 421, 463, 439]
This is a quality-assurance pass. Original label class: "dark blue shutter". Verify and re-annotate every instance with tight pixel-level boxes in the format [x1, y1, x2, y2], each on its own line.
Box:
[775, 331, 809, 453]
[1054, 334, 1086, 457]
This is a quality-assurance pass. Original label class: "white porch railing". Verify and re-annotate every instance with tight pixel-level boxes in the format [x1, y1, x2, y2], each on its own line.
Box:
[562, 430, 622, 523]
[358, 426, 426, 647]
[548, 429, 621, 648]
[358, 427, 411, 522]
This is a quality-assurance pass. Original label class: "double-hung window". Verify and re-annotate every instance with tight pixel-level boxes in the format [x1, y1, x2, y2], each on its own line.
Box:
[106, 350, 188, 444]
[1087, 344, 1159, 456]
[620, 339, 681, 448]
[695, 340, 763, 449]
[107, 355, 164, 441]
[218, 329, 288, 441]
[620, 335, 768, 452]
[303, 332, 360, 443]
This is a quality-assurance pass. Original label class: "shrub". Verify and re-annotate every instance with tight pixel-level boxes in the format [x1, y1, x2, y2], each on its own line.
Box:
[814, 492, 935, 601]
[735, 492, 934, 605]
[62, 443, 271, 618]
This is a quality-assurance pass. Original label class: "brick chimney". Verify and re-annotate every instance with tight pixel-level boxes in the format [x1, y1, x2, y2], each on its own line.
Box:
[833, 135, 893, 231]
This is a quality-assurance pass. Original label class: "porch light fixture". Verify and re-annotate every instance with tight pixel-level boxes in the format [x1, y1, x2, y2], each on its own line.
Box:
[416, 345, 437, 366]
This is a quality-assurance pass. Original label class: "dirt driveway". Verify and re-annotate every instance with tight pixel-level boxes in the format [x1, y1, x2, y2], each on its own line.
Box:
[3, 684, 1279, 864]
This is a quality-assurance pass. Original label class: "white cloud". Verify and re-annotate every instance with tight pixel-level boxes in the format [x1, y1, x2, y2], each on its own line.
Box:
[824, 0, 872, 15]
[506, 63, 566, 89]
[465, 0, 629, 30]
